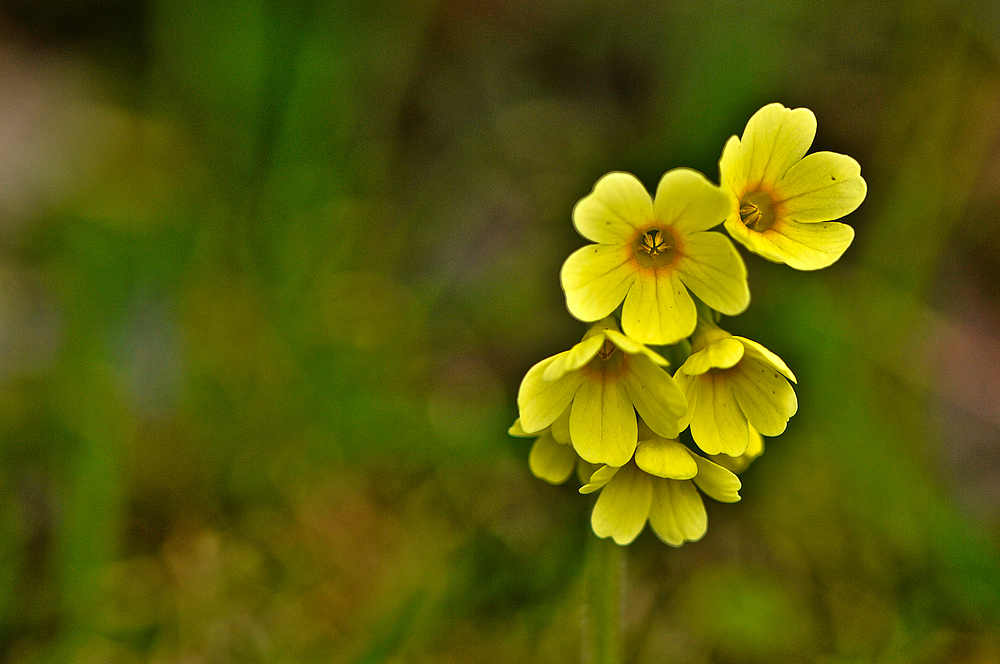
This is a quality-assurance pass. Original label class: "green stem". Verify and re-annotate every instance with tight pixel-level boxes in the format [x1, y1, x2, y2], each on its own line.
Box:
[583, 535, 623, 664]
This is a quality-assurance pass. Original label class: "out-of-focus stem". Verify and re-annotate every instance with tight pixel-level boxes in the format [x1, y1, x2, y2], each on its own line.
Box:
[582, 535, 623, 664]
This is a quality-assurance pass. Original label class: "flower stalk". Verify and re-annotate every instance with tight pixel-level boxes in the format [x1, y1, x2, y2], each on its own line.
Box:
[583, 534, 623, 664]
[511, 100, 865, 653]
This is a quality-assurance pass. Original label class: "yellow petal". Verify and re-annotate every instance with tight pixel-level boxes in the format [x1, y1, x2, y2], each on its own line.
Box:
[719, 135, 746, 203]
[577, 458, 602, 486]
[561, 243, 636, 321]
[746, 425, 764, 458]
[777, 151, 867, 222]
[690, 454, 742, 503]
[529, 433, 578, 484]
[735, 337, 796, 382]
[710, 426, 764, 474]
[741, 103, 816, 188]
[572, 171, 654, 244]
[634, 437, 698, 479]
[542, 334, 604, 381]
[722, 210, 757, 255]
[580, 464, 619, 494]
[768, 218, 855, 270]
[604, 329, 669, 366]
[508, 418, 529, 437]
[517, 355, 584, 433]
[686, 373, 750, 456]
[725, 215, 854, 270]
[730, 356, 797, 437]
[569, 374, 637, 466]
[648, 478, 707, 547]
[652, 168, 730, 234]
[636, 417, 659, 441]
[550, 407, 572, 444]
[674, 370, 695, 431]
[675, 232, 750, 316]
[622, 354, 687, 439]
[591, 464, 653, 545]
[680, 338, 745, 376]
[621, 269, 695, 345]
[582, 316, 623, 339]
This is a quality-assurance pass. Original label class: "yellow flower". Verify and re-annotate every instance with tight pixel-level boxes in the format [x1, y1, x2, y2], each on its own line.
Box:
[674, 320, 796, 457]
[720, 103, 867, 270]
[516, 318, 686, 467]
[580, 431, 741, 546]
[561, 170, 750, 345]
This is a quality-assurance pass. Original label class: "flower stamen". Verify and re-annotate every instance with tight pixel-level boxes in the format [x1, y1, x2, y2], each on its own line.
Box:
[739, 204, 761, 227]
[639, 229, 668, 256]
[632, 227, 677, 269]
[738, 192, 776, 232]
[598, 338, 616, 360]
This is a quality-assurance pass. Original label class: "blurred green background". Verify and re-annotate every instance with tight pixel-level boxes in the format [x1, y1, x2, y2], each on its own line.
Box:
[2, 0, 1000, 662]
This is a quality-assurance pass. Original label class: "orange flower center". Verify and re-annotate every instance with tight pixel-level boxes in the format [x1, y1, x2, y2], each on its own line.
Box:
[633, 227, 676, 268]
[739, 192, 776, 232]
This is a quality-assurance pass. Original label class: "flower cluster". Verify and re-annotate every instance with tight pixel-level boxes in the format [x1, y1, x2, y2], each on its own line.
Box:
[512, 104, 866, 546]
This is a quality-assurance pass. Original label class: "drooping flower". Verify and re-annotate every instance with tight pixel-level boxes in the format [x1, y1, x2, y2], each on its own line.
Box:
[580, 429, 741, 546]
[560, 170, 750, 345]
[719, 103, 867, 270]
[516, 318, 686, 467]
[674, 317, 797, 457]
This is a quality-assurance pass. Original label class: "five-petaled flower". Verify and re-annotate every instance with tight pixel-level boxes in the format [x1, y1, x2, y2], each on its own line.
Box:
[719, 103, 867, 270]
[580, 426, 742, 546]
[516, 317, 687, 467]
[674, 318, 797, 457]
[561, 169, 750, 346]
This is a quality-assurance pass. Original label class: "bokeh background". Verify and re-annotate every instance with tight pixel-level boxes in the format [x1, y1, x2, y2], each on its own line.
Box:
[2, 1, 1000, 662]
